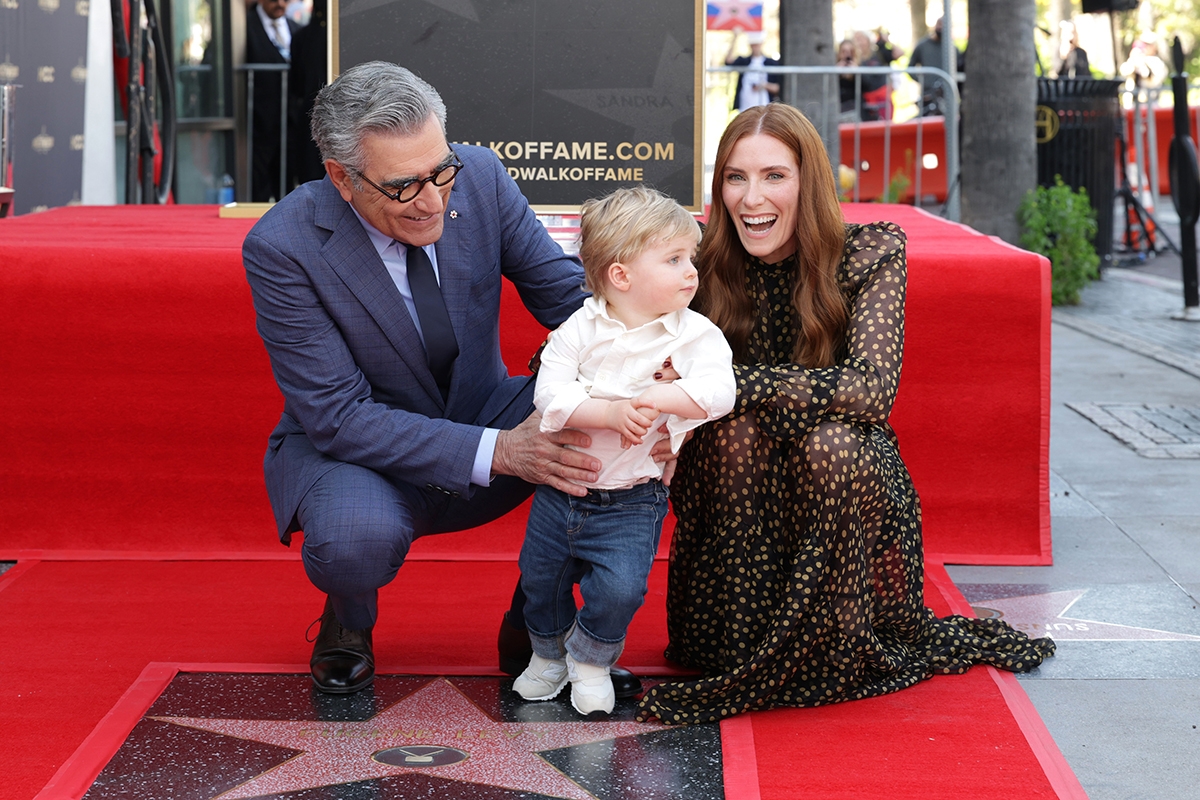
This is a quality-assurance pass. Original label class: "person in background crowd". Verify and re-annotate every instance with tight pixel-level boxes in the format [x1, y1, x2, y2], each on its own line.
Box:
[837, 39, 863, 119]
[907, 16, 964, 117]
[288, 0, 327, 186]
[1120, 33, 1168, 91]
[852, 30, 890, 121]
[1057, 21, 1090, 79]
[245, 0, 300, 202]
[725, 29, 783, 112]
[874, 26, 902, 66]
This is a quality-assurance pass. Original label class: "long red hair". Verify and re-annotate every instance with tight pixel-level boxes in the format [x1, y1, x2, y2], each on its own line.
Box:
[695, 105, 848, 367]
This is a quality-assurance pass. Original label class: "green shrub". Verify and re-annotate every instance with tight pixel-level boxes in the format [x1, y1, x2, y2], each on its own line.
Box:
[880, 170, 911, 204]
[1017, 177, 1100, 306]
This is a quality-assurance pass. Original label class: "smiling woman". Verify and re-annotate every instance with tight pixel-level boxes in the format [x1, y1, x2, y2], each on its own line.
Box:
[636, 104, 1056, 727]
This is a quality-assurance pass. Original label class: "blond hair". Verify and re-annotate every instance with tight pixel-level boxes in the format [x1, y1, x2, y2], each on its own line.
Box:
[577, 186, 701, 299]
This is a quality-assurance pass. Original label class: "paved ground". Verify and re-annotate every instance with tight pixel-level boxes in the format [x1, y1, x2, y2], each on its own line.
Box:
[948, 205, 1200, 799]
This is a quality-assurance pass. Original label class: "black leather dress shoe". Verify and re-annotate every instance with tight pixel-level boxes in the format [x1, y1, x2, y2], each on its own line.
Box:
[497, 612, 644, 699]
[310, 597, 375, 694]
[498, 610, 535, 677]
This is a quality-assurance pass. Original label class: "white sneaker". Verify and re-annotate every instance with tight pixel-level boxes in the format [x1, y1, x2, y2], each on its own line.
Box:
[513, 653, 568, 701]
[566, 654, 614, 715]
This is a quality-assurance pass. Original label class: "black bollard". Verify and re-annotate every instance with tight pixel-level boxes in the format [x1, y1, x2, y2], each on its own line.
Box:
[1167, 37, 1200, 319]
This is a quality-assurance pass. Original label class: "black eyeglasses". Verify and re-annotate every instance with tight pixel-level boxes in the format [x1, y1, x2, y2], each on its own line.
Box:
[357, 151, 464, 203]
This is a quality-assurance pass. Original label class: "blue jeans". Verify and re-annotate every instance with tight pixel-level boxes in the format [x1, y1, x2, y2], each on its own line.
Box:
[518, 480, 669, 667]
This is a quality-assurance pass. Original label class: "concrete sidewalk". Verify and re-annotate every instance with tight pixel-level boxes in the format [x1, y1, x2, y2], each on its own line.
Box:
[947, 211, 1200, 798]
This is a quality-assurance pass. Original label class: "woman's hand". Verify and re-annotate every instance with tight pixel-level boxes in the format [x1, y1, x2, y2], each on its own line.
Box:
[651, 426, 693, 486]
[654, 359, 680, 382]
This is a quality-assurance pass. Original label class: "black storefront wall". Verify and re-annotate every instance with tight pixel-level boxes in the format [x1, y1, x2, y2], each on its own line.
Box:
[336, 0, 701, 211]
[0, 0, 89, 215]
[1035, 78, 1123, 264]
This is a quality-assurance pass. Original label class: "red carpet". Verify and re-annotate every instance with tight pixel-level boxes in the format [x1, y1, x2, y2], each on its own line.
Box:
[1, 204, 1048, 564]
[0, 559, 1082, 799]
[0, 204, 1072, 795]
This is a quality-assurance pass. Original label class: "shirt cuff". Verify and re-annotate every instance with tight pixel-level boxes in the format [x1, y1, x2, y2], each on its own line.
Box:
[473, 428, 499, 487]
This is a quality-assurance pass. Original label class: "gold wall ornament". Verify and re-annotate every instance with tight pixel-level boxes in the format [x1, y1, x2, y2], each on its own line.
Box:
[0, 59, 17, 82]
[1035, 105, 1060, 144]
[38, 0, 59, 12]
[37, 65, 55, 83]
[70, 134, 84, 150]
[33, 126, 54, 154]
[72, 60, 86, 83]
[75, 0, 88, 14]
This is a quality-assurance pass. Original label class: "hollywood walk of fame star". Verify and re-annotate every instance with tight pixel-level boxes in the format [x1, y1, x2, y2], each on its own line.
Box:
[155, 677, 663, 800]
[972, 590, 1200, 641]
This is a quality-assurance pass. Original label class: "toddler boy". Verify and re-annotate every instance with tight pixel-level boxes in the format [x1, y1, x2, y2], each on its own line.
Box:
[513, 186, 735, 715]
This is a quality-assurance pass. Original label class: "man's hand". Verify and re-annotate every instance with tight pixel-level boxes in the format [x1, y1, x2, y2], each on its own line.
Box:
[492, 412, 600, 497]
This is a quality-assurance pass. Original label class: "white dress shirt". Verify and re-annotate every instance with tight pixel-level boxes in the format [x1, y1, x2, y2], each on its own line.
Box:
[257, 5, 292, 59]
[536, 296, 735, 490]
[739, 55, 771, 110]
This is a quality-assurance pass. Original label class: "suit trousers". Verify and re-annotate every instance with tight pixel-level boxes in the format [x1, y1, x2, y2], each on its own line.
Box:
[295, 377, 538, 630]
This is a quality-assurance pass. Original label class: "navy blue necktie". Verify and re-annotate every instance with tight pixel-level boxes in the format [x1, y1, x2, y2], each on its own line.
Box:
[404, 243, 458, 399]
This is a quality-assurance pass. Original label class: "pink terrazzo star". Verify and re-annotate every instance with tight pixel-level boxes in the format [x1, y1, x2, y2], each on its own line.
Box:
[972, 590, 1200, 641]
[155, 677, 661, 799]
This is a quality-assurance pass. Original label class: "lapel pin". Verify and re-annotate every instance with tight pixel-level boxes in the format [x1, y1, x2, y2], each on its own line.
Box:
[449, 210, 458, 219]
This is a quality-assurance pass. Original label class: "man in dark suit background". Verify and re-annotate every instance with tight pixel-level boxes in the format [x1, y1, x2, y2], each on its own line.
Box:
[245, 0, 299, 201]
[243, 62, 652, 697]
[287, 0, 326, 187]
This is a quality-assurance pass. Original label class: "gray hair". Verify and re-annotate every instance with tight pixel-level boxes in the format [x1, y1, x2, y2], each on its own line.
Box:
[310, 61, 448, 177]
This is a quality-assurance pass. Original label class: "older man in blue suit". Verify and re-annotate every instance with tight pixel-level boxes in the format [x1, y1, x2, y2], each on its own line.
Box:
[244, 62, 652, 697]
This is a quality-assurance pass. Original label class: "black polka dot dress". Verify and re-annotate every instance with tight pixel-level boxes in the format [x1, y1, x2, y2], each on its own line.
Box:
[637, 222, 1055, 726]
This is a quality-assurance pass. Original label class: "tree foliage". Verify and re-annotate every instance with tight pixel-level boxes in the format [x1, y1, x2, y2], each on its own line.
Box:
[1032, 0, 1200, 77]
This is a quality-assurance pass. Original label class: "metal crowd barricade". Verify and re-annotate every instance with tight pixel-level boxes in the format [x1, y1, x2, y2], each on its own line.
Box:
[709, 64, 961, 221]
[0, 83, 14, 217]
[1125, 84, 1164, 216]
[240, 62, 290, 203]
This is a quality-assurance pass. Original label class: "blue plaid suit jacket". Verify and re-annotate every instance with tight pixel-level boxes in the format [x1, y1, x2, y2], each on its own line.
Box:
[243, 145, 585, 540]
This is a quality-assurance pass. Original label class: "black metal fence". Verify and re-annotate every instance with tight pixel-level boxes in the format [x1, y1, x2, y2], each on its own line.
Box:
[1035, 78, 1123, 264]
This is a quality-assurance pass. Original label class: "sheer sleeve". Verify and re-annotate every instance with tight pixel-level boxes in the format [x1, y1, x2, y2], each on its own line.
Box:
[735, 223, 907, 442]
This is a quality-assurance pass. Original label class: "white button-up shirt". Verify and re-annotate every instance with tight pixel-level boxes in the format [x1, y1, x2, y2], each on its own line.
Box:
[536, 297, 736, 489]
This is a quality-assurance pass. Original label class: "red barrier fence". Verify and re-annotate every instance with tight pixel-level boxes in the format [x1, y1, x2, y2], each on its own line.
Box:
[839, 117, 949, 204]
[840, 105, 1199, 205]
[1125, 105, 1200, 196]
